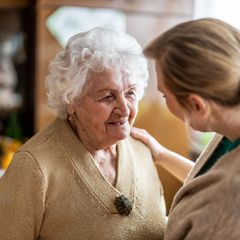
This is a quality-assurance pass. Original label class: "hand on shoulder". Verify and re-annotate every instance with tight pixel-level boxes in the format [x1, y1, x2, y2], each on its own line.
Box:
[131, 127, 194, 182]
[131, 127, 168, 163]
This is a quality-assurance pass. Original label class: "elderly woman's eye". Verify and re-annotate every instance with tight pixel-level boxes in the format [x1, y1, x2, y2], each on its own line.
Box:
[103, 95, 114, 101]
[125, 90, 136, 98]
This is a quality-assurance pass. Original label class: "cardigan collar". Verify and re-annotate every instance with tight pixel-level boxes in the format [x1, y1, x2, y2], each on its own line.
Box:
[54, 118, 135, 214]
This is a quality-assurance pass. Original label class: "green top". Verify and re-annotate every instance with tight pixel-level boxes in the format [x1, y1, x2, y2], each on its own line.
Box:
[197, 137, 240, 176]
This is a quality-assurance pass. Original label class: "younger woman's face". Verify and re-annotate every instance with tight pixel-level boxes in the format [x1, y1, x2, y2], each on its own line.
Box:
[156, 63, 186, 121]
[156, 63, 214, 132]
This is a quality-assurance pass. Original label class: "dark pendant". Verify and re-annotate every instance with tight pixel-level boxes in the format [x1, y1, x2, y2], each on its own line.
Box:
[114, 195, 133, 216]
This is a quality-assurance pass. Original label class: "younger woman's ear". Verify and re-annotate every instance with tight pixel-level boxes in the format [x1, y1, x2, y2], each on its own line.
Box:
[187, 94, 209, 116]
[66, 104, 75, 115]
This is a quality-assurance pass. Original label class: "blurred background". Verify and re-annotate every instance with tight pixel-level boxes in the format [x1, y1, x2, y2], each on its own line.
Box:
[0, 0, 238, 211]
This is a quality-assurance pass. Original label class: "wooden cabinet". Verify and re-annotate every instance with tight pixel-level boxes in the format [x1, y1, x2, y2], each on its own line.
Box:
[0, 0, 29, 8]
[36, 0, 193, 15]
[0, 0, 35, 138]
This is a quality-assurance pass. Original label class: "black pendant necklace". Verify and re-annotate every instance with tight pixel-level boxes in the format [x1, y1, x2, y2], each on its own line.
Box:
[114, 195, 133, 216]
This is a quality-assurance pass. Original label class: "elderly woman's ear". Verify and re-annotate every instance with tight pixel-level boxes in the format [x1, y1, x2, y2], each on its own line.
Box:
[66, 104, 75, 115]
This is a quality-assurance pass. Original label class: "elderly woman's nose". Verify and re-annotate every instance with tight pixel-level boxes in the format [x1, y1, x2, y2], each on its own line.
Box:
[114, 96, 130, 116]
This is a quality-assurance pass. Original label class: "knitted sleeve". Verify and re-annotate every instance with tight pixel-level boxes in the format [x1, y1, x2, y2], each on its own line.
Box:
[0, 151, 45, 239]
[208, 172, 240, 240]
[165, 162, 240, 240]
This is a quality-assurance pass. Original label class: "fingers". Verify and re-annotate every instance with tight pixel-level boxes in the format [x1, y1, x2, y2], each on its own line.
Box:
[131, 127, 148, 137]
[131, 127, 164, 162]
[131, 127, 152, 147]
[131, 127, 147, 141]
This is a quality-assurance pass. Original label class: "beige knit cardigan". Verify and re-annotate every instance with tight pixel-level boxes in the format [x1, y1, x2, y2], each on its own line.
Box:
[0, 118, 167, 240]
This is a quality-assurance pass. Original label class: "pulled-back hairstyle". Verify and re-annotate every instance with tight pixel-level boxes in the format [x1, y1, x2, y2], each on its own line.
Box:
[46, 27, 148, 118]
[144, 18, 240, 108]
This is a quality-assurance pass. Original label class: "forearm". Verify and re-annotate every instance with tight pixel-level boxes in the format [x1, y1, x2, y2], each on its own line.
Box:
[155, 149, 194, 182]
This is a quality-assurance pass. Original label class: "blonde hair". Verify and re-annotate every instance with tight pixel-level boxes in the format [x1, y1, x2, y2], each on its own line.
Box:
[144, 18, 240, 108]
[46, 27, 148, 118]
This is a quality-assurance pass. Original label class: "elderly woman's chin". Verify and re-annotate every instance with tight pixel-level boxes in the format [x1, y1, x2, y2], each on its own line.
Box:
[106, 121, 132, 142]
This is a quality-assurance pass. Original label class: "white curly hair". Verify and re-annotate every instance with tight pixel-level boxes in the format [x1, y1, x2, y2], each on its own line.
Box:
[45, 27, 149, 119]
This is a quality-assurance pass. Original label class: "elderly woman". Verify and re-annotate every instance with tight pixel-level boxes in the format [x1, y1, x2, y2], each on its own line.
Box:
[0, 27, 166, 239]
[132, 18, 240, 239]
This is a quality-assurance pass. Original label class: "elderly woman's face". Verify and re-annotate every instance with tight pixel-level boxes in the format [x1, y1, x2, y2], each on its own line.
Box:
[70, 69, 139, 149]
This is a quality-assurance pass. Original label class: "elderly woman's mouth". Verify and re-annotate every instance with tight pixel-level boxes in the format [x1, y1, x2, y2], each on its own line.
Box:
[106, 120, 128, 125]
